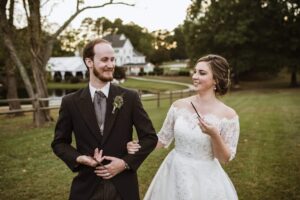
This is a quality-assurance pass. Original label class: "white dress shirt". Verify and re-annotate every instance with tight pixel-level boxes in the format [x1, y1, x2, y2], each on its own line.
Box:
[89, 82, 110, 101]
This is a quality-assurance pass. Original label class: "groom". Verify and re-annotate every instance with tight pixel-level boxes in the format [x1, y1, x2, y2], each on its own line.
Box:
[51, 38, 158, 200]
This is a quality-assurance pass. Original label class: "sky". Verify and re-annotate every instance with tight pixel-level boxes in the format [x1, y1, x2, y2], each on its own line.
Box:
[42, 0, 192, 32]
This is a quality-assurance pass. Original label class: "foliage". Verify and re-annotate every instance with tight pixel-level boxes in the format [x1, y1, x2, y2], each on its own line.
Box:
[153, 66, 164, 76]
[58, 17, 189, 65]
[169, 25, 188, 60]
[52, 39, 75, 57]
[113, 66, 126, 80]
[183, 0, 300, 85]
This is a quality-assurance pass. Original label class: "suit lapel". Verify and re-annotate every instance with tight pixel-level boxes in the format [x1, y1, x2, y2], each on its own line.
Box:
[101, 84, 121, 145]
[75, 86, 102, 142]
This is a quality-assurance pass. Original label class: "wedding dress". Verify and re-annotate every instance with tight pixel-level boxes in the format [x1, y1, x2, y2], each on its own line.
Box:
[144, 104, 240, 200]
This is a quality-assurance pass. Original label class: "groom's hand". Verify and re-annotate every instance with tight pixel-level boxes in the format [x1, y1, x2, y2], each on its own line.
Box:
[94, 156, 126, 179]
[76, 155, 98, 167]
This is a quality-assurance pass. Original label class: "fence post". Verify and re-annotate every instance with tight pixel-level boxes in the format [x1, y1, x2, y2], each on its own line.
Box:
[157, 91, 160, 108]
[33, 95, 40, 127]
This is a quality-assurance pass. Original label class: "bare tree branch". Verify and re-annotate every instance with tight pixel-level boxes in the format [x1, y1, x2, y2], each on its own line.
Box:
[43, 1, 59, 20]
[40, 0, 52, 8]
[8, 0, 14, 24]
[76, 0, 80, 11]
[51, 1, 134, 39]
[22, 0, 30, 20]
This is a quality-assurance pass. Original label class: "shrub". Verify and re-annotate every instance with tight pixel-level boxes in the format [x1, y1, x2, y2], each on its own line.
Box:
[114, 67, 126, 80]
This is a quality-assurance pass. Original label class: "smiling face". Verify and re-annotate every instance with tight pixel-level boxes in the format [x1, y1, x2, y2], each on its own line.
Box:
[85, 42, 115, 83]
[192, 61, 216, 93]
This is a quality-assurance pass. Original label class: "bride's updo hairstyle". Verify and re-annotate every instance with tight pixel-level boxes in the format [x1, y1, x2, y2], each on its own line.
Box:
[197, 54, 231, 96]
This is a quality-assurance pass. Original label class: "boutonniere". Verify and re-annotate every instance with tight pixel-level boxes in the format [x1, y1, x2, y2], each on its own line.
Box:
[112, 94, 124, 114]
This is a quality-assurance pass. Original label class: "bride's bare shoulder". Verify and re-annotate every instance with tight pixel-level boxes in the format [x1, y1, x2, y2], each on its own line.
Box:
[173, 96, 196, 108]
[218, 102, 238, 119]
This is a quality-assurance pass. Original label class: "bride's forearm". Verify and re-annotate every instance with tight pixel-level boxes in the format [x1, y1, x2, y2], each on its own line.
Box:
[156, 141, 165, 149]
[210, 133, 231, 164]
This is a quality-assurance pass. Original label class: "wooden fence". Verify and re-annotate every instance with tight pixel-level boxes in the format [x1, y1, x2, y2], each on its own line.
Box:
[0, 89, 194, 115]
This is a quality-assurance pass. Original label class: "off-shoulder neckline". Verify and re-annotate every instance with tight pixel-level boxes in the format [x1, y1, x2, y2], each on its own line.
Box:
[170, 105, 239, 122]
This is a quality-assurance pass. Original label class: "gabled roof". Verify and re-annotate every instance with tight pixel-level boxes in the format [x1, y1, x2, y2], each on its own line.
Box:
[103, 34, 126, 48]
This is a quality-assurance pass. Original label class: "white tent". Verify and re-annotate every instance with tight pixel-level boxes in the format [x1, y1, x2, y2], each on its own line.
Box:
[47, 57, 87, 80]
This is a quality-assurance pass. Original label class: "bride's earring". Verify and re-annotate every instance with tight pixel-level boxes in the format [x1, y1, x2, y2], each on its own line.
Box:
[213, 85, 217, 90]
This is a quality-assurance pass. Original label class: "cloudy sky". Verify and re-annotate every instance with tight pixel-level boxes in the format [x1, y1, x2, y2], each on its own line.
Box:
[42, 0, 192, 31]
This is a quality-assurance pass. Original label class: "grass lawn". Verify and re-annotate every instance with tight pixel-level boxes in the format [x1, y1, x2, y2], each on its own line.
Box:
[0, 82, 299, 199]
[47, 77, 187, 92]
[141, 75, 192, 84]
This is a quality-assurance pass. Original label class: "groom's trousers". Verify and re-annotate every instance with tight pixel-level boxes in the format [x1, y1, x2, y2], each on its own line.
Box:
[89, 179, 122, 200]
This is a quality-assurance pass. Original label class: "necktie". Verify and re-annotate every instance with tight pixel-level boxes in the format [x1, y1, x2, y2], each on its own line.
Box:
[94, 91, 106, 134]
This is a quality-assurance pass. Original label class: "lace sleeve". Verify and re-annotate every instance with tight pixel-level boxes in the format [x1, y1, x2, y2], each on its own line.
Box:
[220, 116, 240, 161]
[157, 105, 176, 148]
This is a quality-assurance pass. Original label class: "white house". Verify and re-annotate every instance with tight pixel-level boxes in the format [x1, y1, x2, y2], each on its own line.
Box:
[46, 34, 153, 80]
[103, 34, 152, 75]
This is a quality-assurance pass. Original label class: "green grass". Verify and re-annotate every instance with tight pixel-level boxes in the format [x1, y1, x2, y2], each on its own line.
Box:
[142, 75, 192, 84]
[48, 82, 87, 89]
[0, 83, 300, 199]
[121, 78, 186, 92]
[47, 77, 186, 92]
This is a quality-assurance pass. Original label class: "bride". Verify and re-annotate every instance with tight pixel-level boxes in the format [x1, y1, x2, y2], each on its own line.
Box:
[128, 54, 240, 200]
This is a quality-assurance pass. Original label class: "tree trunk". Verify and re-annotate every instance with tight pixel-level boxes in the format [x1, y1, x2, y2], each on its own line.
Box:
[27, 0, 53, 126]
[1, 0, 23, 116]
[30, 54, 52, 125]
[232, 65, 240, 89]
[0, 3, 35, 99]
[5, 58, 23, 116]
[290, 65, 298, 88]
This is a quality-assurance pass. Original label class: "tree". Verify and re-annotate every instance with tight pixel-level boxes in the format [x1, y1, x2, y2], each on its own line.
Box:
[169, 25, 188, 60]
[0, 0, 134, 126]
[279, 0, 300, 87]
[52, 38, 75, 57]
[183, 0, 291, 85]
[115, 21, 155, 59]
[148, 29, 174, 65]
[0, 0, 23, 115]
[94, 17, 114, 37]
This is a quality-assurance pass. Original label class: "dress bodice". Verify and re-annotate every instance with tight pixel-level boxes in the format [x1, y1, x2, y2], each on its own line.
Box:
[158, 105, 240, 161]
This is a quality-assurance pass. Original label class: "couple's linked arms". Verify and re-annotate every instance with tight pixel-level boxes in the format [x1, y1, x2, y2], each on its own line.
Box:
[127, 116, 236, 164]
[127, 139, 163, 154]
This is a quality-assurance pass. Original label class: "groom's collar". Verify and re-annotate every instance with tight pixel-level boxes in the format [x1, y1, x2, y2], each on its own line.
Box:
[89, 82, 110, 101]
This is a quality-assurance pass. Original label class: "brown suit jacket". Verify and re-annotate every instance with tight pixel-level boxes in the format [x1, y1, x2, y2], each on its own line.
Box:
[51, 84, 158, 200]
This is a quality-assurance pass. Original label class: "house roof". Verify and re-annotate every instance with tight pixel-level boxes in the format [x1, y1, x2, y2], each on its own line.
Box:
[103, 34, 126, 48]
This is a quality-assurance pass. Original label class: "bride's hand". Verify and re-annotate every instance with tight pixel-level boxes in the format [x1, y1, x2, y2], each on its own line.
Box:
[198, 117, 219, 137]
[127, 140, 141, 154]
[93, 148, 105, 164]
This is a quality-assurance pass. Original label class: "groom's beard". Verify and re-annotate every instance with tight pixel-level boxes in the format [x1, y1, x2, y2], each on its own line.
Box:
[93, 66, 114, 82]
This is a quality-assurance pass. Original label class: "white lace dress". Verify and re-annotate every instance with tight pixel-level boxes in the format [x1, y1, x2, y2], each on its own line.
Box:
[144, 105, 240, 200]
